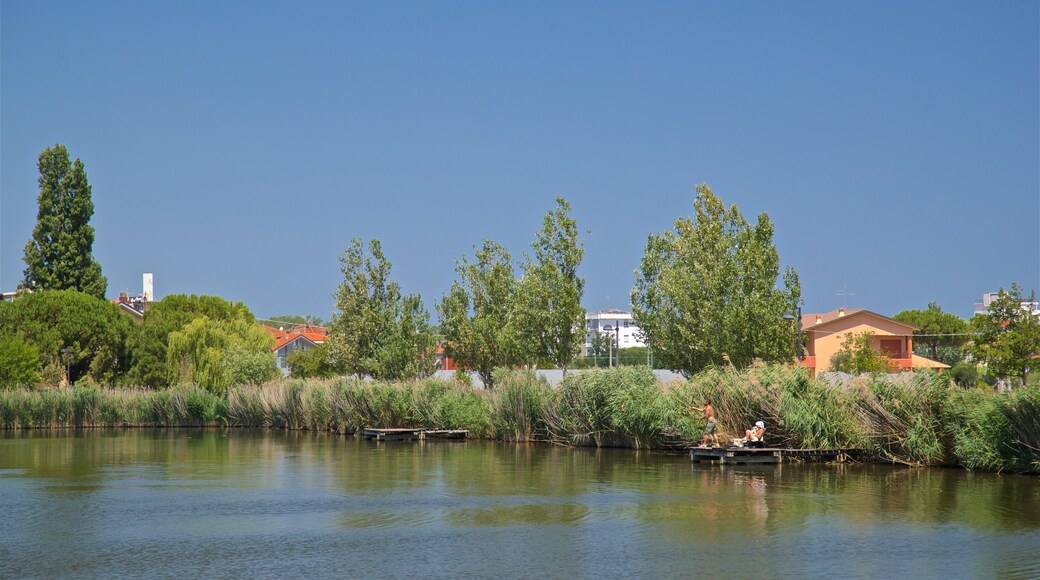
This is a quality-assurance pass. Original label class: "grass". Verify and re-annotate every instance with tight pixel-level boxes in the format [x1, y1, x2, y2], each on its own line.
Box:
[2, 367, 1037, 473]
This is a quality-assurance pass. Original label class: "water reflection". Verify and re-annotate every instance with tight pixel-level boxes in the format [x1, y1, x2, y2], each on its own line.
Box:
[1, 430, 1038, 579]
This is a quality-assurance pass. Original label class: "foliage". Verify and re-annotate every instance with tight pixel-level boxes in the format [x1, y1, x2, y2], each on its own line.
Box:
[21, 144, 107, 299]
[631, 184, 800, 376]
[894, 301, 969, 363]
[285, 345, 344, 378]
[586, 330, 614, 366]
[969, 283, 1040, 387]
[850, 372, 952, 465]
[329, 238, 437, 381]
[437, 240, 523, 389]
[224, 343, 280, 387]
[0, 385, 226, 428]
[0, 335, 42, 389]
[829, 332, 891, 375]
[262, 314, 325, 328]
[129, 294, 255, 387]
[1, 367, 1038, 473]
[946, 385, 1040, 473]
[514, 197, 586, 372]
[166, 317, 276, 392]
[546, 367, 669, 449]
[0, 290, 134, 384]
[949, 362, 979, 388]
[492, 369, 553, 441]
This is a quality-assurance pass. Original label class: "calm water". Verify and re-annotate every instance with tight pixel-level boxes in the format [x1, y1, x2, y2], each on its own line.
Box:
[1, 430, 1038, 579]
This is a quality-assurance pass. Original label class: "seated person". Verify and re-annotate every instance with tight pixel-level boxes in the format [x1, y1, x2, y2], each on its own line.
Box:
[743, 421, 766, 448]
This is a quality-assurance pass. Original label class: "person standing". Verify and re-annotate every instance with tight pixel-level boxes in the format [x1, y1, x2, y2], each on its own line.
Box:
[691, 399, 719, 448]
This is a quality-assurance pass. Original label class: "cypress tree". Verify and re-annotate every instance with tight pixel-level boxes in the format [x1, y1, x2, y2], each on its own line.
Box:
[22, 144, 107, 299]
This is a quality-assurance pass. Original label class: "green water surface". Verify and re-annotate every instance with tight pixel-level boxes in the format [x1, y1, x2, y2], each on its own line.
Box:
[1, 430, 1037, 579]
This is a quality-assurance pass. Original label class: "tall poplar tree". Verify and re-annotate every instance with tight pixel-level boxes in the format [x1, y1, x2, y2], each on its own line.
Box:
[329, 238, 436, 380]
[22, 144, 107, 299]
[515, 197, 586, 373]
[438, 240, 523, 389]
[632, 184, 800, 376]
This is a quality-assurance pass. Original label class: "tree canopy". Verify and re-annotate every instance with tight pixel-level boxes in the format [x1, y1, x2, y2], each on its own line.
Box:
[262, 314, 325, 328]
[970, 284, 1040, 387]
[0, 290, 133, 384]
[166, 316, 277, 392]
[130, 294, 255, 387]
[631, 184, 800, 376]
[515, 197, 586, 373]
[22, 144, 107, 299]
[329, 238, 437, 381]
[438, 240, 524, 389]
[894, 301, 969, 363]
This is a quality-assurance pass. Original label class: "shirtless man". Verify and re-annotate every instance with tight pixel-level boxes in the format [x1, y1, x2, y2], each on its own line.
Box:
[690, 399, 719, 448]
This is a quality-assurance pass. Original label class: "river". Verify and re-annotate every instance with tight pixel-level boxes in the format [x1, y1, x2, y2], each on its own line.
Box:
[1, 430, 1038, 579]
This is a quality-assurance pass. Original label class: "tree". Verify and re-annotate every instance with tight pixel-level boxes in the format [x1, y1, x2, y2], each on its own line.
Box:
[829, 332, 891, 375]
[515, 197, 587, 373]
[631, 184, 801, 376]
[22, 144, 107, 299]
[0, 290, 133, 385]
[166, 317, 277, 392]
[0, 336, 41, 389]
[894, 301, 969, 364]
[587, 330, 614, 367]
[329, 239, 437, 380]
[285, 345, 344, 378]
[129, 294, 255, 387]
[262, 314, 325, 328]
[437, 240, 523, 389]
[970, 284, 1040, 387]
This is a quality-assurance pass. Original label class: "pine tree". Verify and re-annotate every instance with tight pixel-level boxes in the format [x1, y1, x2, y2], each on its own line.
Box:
[22, 144, 107, 299]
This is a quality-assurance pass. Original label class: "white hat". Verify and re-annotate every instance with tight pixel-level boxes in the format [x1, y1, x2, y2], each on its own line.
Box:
[755, 421, 765, 428]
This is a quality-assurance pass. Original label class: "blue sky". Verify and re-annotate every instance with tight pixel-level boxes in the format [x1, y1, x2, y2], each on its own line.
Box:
[2, 1, 1037, 322]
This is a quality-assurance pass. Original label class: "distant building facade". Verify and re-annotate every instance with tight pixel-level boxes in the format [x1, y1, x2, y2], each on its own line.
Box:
[585, 309, 646, 351]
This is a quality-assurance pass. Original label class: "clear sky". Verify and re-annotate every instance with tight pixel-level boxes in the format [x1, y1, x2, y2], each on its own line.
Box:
[2, 1, 1037, 322]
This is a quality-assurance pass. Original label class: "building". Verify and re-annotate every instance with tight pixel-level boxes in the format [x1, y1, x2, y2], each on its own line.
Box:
[973, 291, 1040, 318]
[585, 309, 646, 351]
[263, 324, 330, 376]
[800, 308, 949, 377]
[111, 273, 155, 324]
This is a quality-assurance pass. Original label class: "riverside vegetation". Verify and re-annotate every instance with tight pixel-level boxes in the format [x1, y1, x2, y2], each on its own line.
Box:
[2, 365, 1037, 474]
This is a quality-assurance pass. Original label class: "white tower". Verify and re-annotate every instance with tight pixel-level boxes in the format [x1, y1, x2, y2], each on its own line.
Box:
[143, 273, 154, 302]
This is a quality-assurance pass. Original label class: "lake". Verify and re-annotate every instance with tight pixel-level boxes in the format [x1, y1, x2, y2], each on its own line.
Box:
[1, 430, 1038, 579]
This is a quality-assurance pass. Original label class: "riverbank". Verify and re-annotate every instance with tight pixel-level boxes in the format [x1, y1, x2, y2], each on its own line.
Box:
[1, 365, 1037, 473]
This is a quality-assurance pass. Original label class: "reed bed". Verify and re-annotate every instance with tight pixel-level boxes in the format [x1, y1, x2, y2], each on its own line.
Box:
[2, 367, 1037, 473]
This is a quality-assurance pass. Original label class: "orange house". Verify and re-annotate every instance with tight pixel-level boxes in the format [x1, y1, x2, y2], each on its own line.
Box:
[799, 308, 949, 377]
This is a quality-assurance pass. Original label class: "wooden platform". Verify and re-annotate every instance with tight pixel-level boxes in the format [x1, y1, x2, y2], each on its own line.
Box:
[689, 447, 862, 465]
[361, 428, 469, 441]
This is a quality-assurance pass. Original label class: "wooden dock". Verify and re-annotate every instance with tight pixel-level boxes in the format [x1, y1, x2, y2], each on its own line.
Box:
[689, 447, 862, 465]
[361, 428, 469, 442]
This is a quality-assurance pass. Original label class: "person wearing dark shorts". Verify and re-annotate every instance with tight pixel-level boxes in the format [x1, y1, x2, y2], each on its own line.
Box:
[691, 399, 719, 448]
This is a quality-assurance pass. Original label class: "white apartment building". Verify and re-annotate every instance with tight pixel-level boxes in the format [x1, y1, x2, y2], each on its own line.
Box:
[585, 309, 646, 351]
